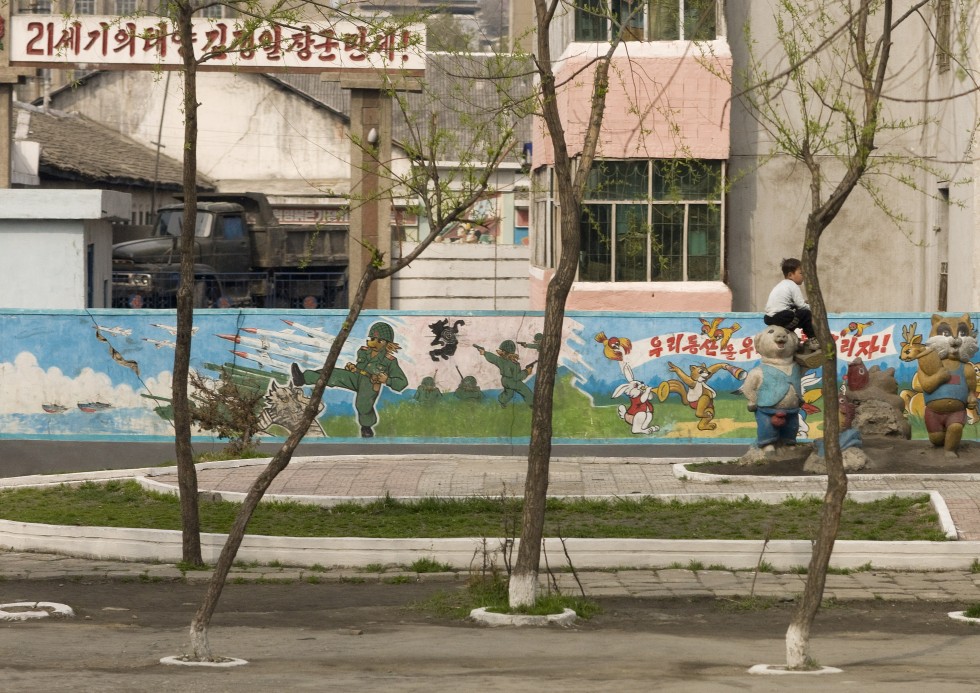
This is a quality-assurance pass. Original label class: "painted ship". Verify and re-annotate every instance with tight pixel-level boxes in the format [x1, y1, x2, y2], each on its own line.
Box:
[77, 401, 112, 413]
[42, 403, 68, 414]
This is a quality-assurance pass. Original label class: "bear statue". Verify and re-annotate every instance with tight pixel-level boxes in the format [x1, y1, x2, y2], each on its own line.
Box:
[742, 325, 805, 452]
[916, 313, 979, 457]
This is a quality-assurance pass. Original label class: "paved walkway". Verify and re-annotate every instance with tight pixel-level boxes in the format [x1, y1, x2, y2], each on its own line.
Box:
[2, 549, 980, 603]
[141, 453, 980, 540]
[3, 452, 980, 602]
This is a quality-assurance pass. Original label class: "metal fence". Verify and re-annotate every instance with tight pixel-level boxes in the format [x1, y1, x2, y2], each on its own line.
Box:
[112, 270, 348, 309]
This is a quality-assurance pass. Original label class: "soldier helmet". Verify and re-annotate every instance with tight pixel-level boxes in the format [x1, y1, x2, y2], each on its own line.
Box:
[421, 376, 436, 387]
[499, 339, 517, 354]
[368, 322, 394, 342]
[462, 376, 477, 387]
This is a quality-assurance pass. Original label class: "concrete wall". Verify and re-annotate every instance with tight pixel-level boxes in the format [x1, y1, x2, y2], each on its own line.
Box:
[0, 307, 974, 446]
[392, 242, 530, 310]
[0, 190, 129, 309]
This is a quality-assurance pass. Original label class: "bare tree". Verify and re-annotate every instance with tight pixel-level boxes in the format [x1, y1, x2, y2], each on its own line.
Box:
[170, 0, 205, 566]
[509, 0, 634, 608]
[733, 0, 970, 669]
[184, 43, 530, 661]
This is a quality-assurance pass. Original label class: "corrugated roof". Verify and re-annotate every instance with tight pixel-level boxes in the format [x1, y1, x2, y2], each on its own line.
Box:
[12, 102, 214, 190]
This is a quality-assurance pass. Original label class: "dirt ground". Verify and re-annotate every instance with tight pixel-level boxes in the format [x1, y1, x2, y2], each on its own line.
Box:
[2, 578, 980, 691]
[693, 437, 980, 476]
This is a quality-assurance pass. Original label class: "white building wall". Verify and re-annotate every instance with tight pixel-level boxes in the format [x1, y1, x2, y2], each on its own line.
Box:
[0, 190, 128, 309]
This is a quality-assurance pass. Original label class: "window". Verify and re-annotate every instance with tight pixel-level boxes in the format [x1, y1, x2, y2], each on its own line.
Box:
[578, 160, 723, 282]
[115, 0, 137, 14]
[575, 0, 716, 42]
[74, 0, 96, 14]
[220, 215, 246, 240]
[199, 3, 224, 18]
[155, 210, 213, 238]
[27, 0, 52, 13]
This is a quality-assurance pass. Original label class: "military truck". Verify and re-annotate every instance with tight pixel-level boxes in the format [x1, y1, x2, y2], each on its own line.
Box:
[112, 192, 347, 309]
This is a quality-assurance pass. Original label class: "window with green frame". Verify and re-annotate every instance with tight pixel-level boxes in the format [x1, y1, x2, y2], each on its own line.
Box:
[578, 160, 723, 283]
[575, 0, 717, 42]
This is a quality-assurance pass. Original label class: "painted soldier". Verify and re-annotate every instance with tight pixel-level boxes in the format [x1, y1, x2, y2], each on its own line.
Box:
[477, 339, 534, 407]
[292, 321, 407, 438]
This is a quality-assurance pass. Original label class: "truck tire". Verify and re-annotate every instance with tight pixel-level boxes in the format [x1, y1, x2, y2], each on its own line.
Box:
[193, 279, 217, 308]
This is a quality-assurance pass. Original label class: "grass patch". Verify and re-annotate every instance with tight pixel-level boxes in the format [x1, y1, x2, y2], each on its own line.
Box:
[0, 481, 949, 542]
[720, 596, 780, 611]
[964, 604, 980, 619]
[410, 557, 453, 573]
[384, 575, 414, 584]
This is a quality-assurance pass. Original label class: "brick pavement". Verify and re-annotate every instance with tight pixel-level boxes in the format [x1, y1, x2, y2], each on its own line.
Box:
[145, 454, 980, 540]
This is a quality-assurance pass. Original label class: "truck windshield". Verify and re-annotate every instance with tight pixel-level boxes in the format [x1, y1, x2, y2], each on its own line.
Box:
[154, 210, 214, 238]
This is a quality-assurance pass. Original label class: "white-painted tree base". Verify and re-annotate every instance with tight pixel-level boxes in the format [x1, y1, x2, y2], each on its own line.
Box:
[160, 655, 248, 668]
[0, 601, 74, 621]
[469, 607, 577, 627]
[748, 664, 843, 675]
[948, 611, 980, 624]
[508, 572, 537, 607]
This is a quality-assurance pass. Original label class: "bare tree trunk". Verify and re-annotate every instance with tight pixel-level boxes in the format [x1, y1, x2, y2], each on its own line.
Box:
[178, 19, 528, 653]
[186, 199, 476, 657]
[785, 222, 844, 669]
[188, 265, 378, 660]
[510, 0, 616, 607]
[172, 2, 202, 567]
[509, 200, 579, 606]
[784, 1, 893, 667]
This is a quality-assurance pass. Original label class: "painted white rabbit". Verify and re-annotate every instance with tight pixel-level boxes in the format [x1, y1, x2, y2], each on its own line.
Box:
[613, 363, 660, 434]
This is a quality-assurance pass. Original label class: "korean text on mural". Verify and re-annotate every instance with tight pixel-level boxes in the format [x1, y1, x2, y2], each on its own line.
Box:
[21, 19, 417, 65]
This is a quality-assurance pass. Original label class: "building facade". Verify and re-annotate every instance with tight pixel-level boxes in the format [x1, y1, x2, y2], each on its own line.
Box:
[526, 1, 733, 312]
[523, 2, 980, 316]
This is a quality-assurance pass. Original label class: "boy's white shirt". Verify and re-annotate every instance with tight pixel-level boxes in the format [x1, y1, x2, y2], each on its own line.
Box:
[764, 278, 809, 316]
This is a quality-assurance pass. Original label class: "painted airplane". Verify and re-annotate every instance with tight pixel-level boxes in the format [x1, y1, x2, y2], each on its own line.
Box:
[231, 350, 292, 370]
[240, 326, 332, 351]
[217, 334, 321, 367]
[143, 338, 176, 349]
[94, 325, 132, 337]
[218, 333, 273, 352]
[281, 319, 336, 345]
[151, 323, 199, 335]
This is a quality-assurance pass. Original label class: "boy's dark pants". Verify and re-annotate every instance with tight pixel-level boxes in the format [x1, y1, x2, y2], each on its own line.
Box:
[764, 308, 816, 340]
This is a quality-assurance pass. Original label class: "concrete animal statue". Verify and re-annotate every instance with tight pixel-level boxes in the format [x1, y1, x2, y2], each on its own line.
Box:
[741, 325, 804, 451]
[917, 313, 979, 456]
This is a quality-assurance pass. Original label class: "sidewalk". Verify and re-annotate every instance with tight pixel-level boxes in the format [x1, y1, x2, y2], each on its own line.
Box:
[3, 452, 980, 602]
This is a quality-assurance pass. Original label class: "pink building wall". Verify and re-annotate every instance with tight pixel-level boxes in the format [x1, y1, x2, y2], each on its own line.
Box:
[530, 267, 732, 312]
[530, 48, 733, 312]
[532, 51, 732, 163]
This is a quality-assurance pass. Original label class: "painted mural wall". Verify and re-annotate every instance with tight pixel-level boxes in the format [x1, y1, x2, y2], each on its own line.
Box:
[0, 309, 976, 446]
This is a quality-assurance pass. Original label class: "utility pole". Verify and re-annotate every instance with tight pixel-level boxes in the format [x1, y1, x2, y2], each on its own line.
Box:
[326, 73, 421, 309]
[0, 5, 33, 188]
